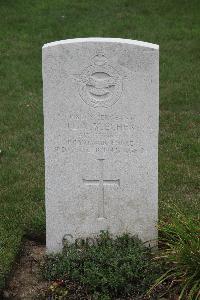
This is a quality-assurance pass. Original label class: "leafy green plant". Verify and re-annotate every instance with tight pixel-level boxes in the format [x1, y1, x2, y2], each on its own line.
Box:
[42, 232, 161, 299]
[149, 209, 200, 300]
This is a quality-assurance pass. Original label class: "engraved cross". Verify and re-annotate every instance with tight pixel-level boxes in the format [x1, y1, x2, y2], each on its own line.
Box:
[83, 159, 120, 219]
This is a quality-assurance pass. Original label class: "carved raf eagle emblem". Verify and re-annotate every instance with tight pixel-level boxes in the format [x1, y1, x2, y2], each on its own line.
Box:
[74, 53, 123, 108]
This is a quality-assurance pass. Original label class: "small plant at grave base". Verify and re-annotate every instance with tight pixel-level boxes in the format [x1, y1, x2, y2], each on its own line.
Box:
[48, 280, 69, 299]
[41, 232, 162, 299]
[148, 209, 200, 300]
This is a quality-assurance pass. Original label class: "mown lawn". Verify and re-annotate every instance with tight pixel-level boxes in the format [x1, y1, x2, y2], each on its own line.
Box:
[0, 0, 199, 291]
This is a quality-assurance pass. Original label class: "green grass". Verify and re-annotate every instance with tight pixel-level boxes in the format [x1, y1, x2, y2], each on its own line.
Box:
[0, 0, 199, 291]
[149, 208, 200, 299]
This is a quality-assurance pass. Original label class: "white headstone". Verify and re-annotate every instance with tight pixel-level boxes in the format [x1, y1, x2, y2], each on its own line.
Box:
[42, 38, 159, 252]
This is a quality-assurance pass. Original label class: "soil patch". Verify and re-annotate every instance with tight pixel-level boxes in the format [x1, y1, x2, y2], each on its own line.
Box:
[2, 240, 48, 299]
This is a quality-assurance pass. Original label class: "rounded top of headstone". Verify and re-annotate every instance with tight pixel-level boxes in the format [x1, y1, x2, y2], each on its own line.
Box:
[42, 37, 159, 50]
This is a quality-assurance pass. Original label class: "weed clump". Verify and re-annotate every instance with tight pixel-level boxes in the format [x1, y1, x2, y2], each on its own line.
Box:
[42, 232, 160, 299]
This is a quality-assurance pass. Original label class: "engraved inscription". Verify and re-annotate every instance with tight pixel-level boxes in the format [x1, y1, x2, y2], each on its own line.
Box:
[55, 139, 143, 154]
[83, 159, 120, 219]
[66, 112, 137, 135]
[75, 53, 123, 108]
[54, 112, 144, 154]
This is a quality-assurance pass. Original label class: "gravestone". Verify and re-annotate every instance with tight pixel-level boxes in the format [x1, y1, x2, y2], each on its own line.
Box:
[42, 38, 159, 252]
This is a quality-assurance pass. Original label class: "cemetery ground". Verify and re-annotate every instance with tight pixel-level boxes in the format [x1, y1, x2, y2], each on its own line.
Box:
[0, 0, 199, 299]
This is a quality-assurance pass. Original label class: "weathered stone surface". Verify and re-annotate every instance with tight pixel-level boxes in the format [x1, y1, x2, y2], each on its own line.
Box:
[42, 38, 159, 252]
